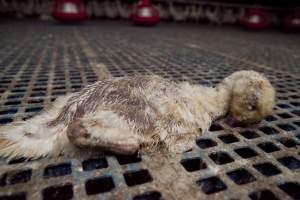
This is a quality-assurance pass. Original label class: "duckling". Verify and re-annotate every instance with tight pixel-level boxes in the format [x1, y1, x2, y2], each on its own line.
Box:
[0, 70, 275, 160]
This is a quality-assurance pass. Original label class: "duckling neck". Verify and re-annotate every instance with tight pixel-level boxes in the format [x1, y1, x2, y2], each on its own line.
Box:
[189, 80, 234, 120]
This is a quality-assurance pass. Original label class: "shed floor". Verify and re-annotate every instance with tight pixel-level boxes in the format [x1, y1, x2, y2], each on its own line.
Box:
[0, 20, 299, 200]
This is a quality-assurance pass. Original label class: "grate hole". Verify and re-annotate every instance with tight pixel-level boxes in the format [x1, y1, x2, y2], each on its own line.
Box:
[8, 157, 27, 165]
[209, 124, 223, 131]
[7, 94, 24, 99]
[265, 115, 277, 122]
[42, 184, 73, 200]
[0, 192, 26, 200]
[277, 103, 290, 109]
[196, 176, 227, 194]
[209, 152, 234, 165]
[291, 102, 300, 107]
[292, 110, 300, 116]
[133, 191, 163, 200]
[28, 99, 44, 104]
[180, 157, 207, 172]
[277, 113, 293, 119]
[259, 126, 278, 135]
[234, 147, 258, 159]
[277, 124, 296, 131]
[124, 169, 153, 187]
[85, 176, 115, 195]
[0, 109, 18, 115]
[278, 137, 299, 148]
[0, 174, 6, 187]
[44, 163, 72, 178]
[227, 168, 256, 185]
[218, 134, 239, 144]
[25, 107, 43, 113]
[253, 163, 281, 177]
[0, 118, 13, 125]
[8, 170, 32, 185]
[82, 157, 108, 171]
[116, 152, 142, 165]
[30, 92, 46, 97]
[4, 101, 21, 106]
[278, 182, 300, 200]
[240, 131, 260, 139]
[257, 142, 280, 153]
[294, 121, 300, 128]
[277, 156, 300, 170]
[196, 138, 217, 149]
[249, 189, 279, 200]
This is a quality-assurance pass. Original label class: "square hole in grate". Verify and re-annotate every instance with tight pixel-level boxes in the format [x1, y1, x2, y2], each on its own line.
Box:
[277, 113, 293, 119]
[240, 131, 260, 139]
[294, 121, 300, 128]
[227, 168, 256, 185]
[277, 156, 300, 170]
[234, 147, 258, 159]
[7, 94, 24, 99]
[249, 189, 279, 200]
[196, 176, 227, 194]
[277, 103, 290, 108]
[218, 134, 239, 144]
[0, 118, 13, 125]
[1, 173, 7, 187]
[82, 157, 108, 171]
[265, 115, 277, 122]
[85, 176, 115, 195]
[196, 138, 217, 149]
[43, 184, 73, 200]
[0, 192, 26, 200]
[278, 137, 299, 148]
[133, 191, 162, 200]
[257, 142, 280, 153]
[253, 163, 281, 177]
[259, 126, 278, 135]
[180, 157, 207, 172]
[277, 124, 296, 131]
[209, 123, 223, 131]
[0, 109, 18, 115]
[124, 169, 153, 187]
[44, 163, 72, 178]
[278, 182, 300, 200]
[28, 99, 44, 104]
[30, 92, 46, 97]
[8, 157, 27, 165]
[7, 169, 32, 185]
[291, 102, 300, 107]
[291, 110, 300, 116]
[209, 152, 234, 165]
[25, 107, 43, 113]
[116, 152, 142, 165]
[4, 101, 21, 106]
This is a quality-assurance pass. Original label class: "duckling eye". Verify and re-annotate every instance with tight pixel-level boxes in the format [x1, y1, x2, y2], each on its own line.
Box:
[248, 105, 256, 111]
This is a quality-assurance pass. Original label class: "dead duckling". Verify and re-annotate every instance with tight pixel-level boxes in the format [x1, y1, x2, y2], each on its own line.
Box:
[0, 70, 275, 160]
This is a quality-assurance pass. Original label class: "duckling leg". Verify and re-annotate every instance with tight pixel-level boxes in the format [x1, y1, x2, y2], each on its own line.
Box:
[66, 114, 140, 155]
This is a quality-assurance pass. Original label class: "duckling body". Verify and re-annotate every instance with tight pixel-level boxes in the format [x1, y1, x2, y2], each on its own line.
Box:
[0, 70, 275, 160]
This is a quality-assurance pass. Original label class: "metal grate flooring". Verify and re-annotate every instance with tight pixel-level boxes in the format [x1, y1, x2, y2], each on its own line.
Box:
[0, 20, 299, 200]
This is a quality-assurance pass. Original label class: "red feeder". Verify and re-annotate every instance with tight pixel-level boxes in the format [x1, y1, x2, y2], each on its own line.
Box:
[284, 9, 300, 30]
[130, 0, 160, 25]
[52, 0, 87, 22]
[241, 7, 269, 30]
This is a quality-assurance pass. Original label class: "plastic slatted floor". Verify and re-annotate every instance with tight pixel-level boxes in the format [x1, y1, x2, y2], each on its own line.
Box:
[0, 20, 299, 200]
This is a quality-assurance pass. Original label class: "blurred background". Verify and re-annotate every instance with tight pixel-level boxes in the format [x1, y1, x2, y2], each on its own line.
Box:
[0, 0, 299, 29]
